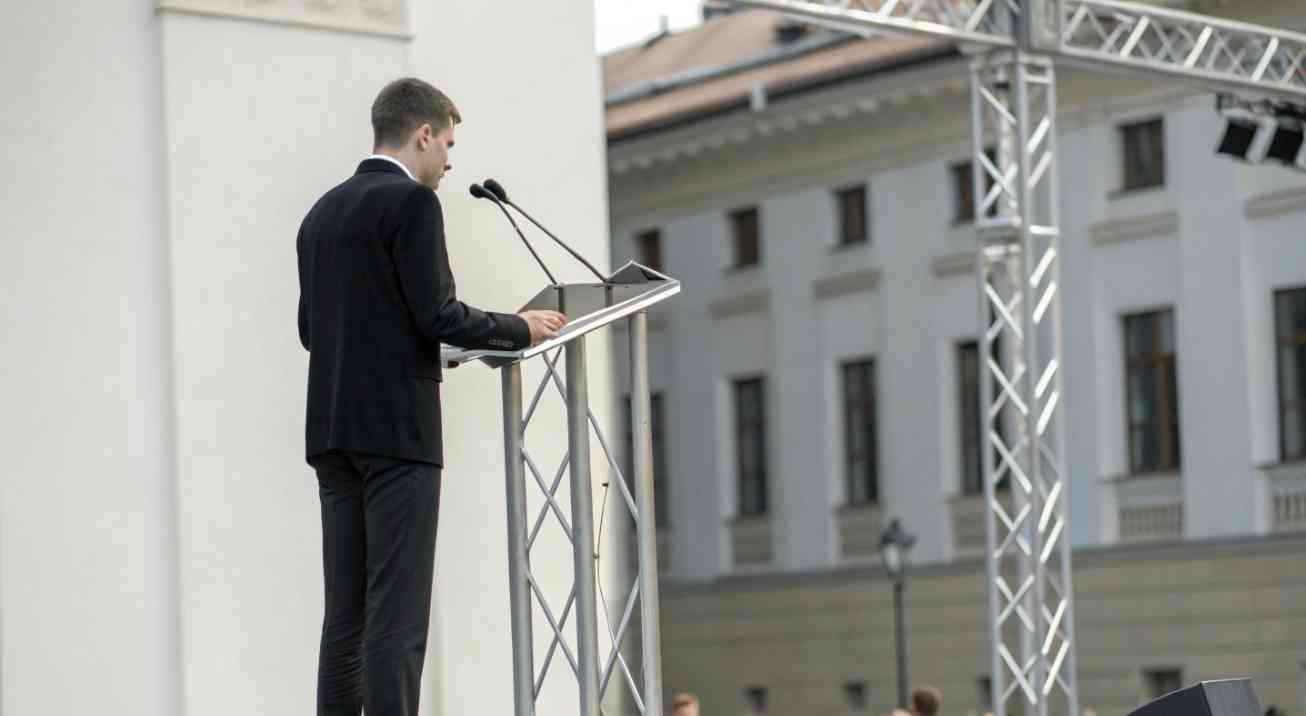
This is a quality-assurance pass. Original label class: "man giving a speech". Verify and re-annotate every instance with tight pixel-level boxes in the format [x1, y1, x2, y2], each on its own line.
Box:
[296, 77, 565, 716]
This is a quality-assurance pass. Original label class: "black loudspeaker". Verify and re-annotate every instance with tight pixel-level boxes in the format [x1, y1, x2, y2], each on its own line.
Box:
[1127, 679, 1263, 716]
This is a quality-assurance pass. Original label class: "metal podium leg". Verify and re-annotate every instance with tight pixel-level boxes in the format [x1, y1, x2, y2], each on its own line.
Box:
[502, 364, 535, 716]
[629, 312, 664, 716]
[565, 336, 602, 716]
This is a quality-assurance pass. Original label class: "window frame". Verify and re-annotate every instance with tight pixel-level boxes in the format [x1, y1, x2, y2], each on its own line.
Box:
[959, 341, 984, 496]
[840, 357, 879, 506]
[728, 206, 761, 269]
[951, 159, 977, 224]
[834, 184, 869, 247]
[959, 338, 1009, 495]
[1123, 309, 1182, 475]
[733, 376, 769, 517]
[634, 228, 663, 273]
[1274, 286, 1306, 462]
[843, 681, 869, 711]
[621, 392, 670, 528]
[1142, 667, 1184, 700]
[1119, 117, 1166, 192]
[950, 146, 997, 224]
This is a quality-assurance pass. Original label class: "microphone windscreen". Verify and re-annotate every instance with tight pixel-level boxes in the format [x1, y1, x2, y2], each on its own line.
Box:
[469, 183, 488, 199]
[483, 178, 508, 203]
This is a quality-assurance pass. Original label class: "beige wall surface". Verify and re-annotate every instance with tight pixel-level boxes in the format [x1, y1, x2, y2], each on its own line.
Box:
[658, 535, 1306, 716]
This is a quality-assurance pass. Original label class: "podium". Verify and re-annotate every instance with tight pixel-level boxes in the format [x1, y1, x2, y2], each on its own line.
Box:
[443, 262, 680, 716]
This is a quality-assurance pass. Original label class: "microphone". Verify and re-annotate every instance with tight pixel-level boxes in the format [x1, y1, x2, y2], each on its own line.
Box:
[483, 178, 607, 282]
[469, 182, 558, 285]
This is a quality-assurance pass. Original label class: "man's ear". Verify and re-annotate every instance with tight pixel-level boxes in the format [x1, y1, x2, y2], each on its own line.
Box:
[415, 123, 432, 151]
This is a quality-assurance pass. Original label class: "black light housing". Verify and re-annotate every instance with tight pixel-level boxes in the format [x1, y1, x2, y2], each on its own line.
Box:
[1215, 94, 1306, 171]
[1264, 125, 1305, 165]
[1216, 119, 1259, 161]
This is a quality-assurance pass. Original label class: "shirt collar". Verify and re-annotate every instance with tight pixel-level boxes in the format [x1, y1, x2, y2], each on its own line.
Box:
[364, 153, 416, 182]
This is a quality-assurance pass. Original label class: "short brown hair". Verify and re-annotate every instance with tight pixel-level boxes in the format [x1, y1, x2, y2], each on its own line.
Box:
[371, 78, 461, 149]
[912, 686, 942, 716]
[671, 692, 699, 712]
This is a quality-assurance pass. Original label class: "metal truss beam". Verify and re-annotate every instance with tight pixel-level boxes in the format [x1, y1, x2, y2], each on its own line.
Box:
[735, 0, 1306, 100]
[972, 52, 1077, 716]
[1055, 0, 1306, 99]
[731, 0, 1016, 48]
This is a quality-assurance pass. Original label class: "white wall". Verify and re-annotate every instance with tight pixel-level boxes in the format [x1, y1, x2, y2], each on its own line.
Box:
[0, 2, 179, 714]
[157, 13, 407, 714]
[404, 3, 615, 715]
[2, 2, 610, 714]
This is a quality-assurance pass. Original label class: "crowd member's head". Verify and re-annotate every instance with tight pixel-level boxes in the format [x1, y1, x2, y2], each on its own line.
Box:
[670, 692, 700, 716]
[911, 686, 942, 716]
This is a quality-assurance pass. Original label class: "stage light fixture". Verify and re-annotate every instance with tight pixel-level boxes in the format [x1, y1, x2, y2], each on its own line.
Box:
[1214, 94, 1306, 172]
[1216, 119, 1258, 161]
[1264, 124, 1304, 166]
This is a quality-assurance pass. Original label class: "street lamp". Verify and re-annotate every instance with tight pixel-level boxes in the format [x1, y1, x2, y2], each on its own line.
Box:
[879, 518, 916, 709]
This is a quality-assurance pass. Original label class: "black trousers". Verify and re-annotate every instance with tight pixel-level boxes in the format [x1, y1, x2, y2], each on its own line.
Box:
[310, 451, 442, 716]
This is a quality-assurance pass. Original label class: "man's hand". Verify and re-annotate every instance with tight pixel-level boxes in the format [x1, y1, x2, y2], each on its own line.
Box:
[519, 310, 567, 346]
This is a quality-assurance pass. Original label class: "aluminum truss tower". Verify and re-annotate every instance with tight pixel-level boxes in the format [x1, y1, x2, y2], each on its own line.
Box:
[727, 2, 1306, 715]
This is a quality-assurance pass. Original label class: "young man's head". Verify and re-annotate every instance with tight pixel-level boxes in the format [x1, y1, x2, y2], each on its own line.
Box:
[371, 78, 461, 190]
[911, 686, 942, 716]
[670, 692, 700, 716]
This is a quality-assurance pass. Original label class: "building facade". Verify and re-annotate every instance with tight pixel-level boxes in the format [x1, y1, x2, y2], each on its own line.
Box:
[1, 2, 613, 714]
[603, 2, 1306, 714]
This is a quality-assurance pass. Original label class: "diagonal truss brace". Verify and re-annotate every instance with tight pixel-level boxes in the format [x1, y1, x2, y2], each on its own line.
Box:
[972, 52, 1077, 716]
[500, 313, 665, 716]
[1056, 0, 1306, 98]
[733, 0, 1306, 100]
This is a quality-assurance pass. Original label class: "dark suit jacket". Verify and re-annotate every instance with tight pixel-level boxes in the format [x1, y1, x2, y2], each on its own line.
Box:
[297, 158, 530, 465]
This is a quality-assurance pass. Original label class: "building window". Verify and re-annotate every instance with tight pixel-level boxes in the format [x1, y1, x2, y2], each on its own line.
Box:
[952, 160, 977, 224]
[1297, 660, 1305, 716]
[977, 676, 993, 711]
[951, 147, 997, 224]
[734, 377, 768, 516]
[729, 206, 761, 268]
[959, 341, 1008, 495]
[635, 229, 663, 273]
[744, 685, 769, 713]
[1143, 667, 1184, 700]
[841, 358, 879, 505]
[1124, 309, 1181, 473]
[1277, 288, 1306, 461]
[843, 681, 869, 711]
[621, 392, 669, 527]
[959, 342, 983, 494]
[835, 184, 868, 246]
[1121, 118, 1165, 191]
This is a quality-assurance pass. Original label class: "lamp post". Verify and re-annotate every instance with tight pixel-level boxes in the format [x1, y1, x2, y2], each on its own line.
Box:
[879, 518, 916, 710]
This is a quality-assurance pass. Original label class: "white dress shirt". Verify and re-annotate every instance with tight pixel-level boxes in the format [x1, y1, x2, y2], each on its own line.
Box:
[365, 153, 416, 182]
